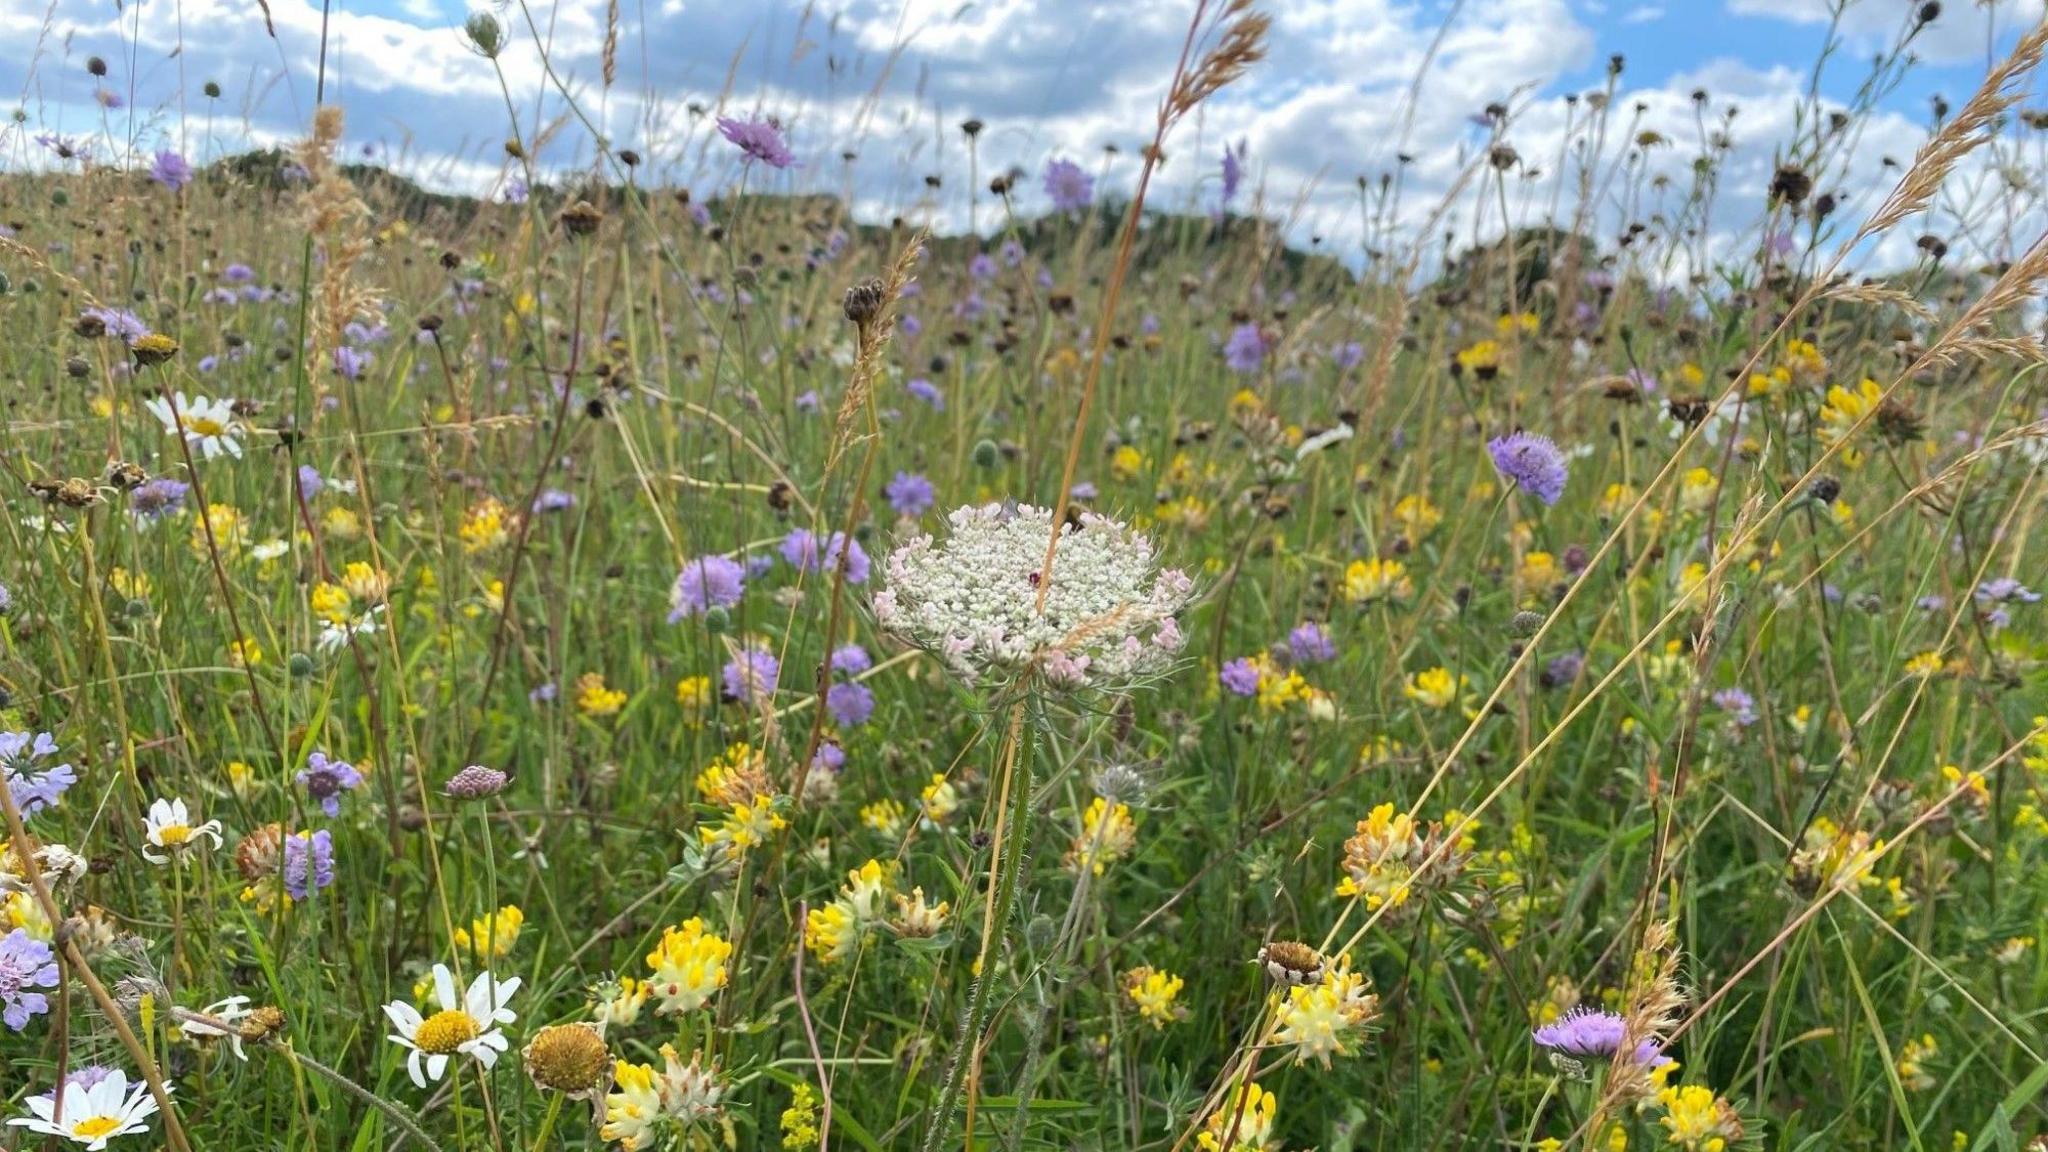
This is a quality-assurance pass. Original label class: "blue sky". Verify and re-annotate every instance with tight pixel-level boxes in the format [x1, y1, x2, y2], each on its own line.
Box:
[3, 0, 2042, 270]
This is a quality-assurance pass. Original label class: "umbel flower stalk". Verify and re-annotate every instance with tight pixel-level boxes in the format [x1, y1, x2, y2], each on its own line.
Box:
[878, 503, 1191, 1152]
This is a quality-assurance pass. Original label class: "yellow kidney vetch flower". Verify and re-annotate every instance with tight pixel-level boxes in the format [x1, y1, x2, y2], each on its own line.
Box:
[460, 497, 513, 552]
[1109, 445, 1147, 481]
[575, 672, 628, 716]
[451, 904, 524, 963]
[1343, 557, 1412, 604]
[1394, 494, 1441, 540]
[1655, 1083, 1743, 1151]
[1121, 966, 1186, 1029]
[1197, 1081, 1278, 1152]
[1819, 378, 1884, 470]
[645, 917, 731, 1015]
[1403, 667, 1465, 710]
[1065, 797, 1136, 876]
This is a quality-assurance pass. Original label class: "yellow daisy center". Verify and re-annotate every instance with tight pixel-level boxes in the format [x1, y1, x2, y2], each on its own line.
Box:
[185, 416, 227, 437]
[414, 1009, 480, 1054]
[157, 824, 192, 846]
[72, 1116, 122, 1140]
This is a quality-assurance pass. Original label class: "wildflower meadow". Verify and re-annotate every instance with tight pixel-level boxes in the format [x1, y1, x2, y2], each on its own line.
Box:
[3, 1, 2048, 1150]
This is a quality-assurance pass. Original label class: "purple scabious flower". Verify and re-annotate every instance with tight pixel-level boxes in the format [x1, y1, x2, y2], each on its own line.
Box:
[825, 681, 875, 727]
[130, 476, 191, 521]
[296, 752, 363, 818]
[1219, 658, 1260, 697]
[968, 252, 997, 281]
[1487, 431, 1570, 506]
[906, 377, 944, 410]
[0, 929, 59, 1030]
[533, 488, 576, 514]
[795, 389, 822, 413]
[282, 830, 335, 901]
[669, 555, 747, 622]
[1541, 650, 1585, 690]
[885, 471, 936, 517]
[1333, 342, 1366, 370]
[82, 306, 151, 344]
[717, 115, 796, 169]
[822, 532, 870, 584]
[1976, 577, 2040, 605]
[149, 149, 194, 192]
[811, 742, 846, 772]
[530, 682, 558, 704]
[1216, 139, 1247, 218]
[296, 466, 325, 500]
[830, 643, 872, 675]
[1, 732, 76, 818]
[781, 530, 870, 584]
[1533, 1007, 1671, 1066]
[744, 554, 777, 581]
[333, 345, 371, 380]
[1043, 158, 1094, 213]
[1712, 687, 1759, 727]
[1287, 622, 1336, 665]
[1223, 323, 1267, 373]
[28, 1065, 116, 1104]
[223, 263, 256, 284]
[722, 647, 780, 704]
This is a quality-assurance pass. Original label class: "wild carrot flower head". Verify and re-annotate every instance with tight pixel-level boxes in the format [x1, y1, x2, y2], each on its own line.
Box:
[873, 502, 1193, 691]
[1487, 430, 1569, 505]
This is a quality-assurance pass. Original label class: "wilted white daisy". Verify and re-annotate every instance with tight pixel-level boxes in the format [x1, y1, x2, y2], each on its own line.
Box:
[176, 995, 254, 1060]
[383, 964, 520, 1087]
[143, 393, 242, 460]
[141, 797, 223, 865]
[316, 603, 385, 654]
[873, 502, 1193, 690]
[9, 1068, 165, 1150]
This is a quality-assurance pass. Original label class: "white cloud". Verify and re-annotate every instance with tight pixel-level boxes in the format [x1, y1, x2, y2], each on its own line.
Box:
[2, 0, 2030, 281]
[1726, 0, 2046, 66]
[1622, 5, 1664, 24]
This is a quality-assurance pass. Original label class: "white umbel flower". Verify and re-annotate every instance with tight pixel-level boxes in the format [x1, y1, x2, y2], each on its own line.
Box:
[383, 964, 521, 1088]
[143, 393, 242, 460]
[873, 503, 1192, 689]
[141, 797, 223, 865]
[8, 1068, 166, 1150]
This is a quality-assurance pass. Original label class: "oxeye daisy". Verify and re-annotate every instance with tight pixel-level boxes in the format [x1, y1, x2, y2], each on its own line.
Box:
[141, 797, 223, 865]
[8, 1067, 166, 1150]
[143, 393, 243, 460]
[382, 964, 521, 1088]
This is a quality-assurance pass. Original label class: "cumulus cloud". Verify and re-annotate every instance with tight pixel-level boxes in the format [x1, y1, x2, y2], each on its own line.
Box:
[1726, 0, 2046, 66]
[1, 0, 2030, 278]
